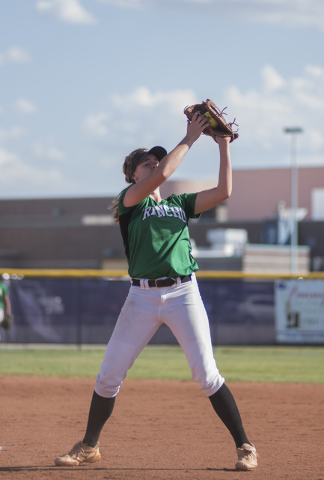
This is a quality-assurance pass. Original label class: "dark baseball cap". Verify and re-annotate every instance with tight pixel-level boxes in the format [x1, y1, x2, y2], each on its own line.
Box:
[130, 146, 167, 183]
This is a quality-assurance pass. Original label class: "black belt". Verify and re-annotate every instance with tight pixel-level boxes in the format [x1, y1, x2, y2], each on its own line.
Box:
[131, 275, 192, 288]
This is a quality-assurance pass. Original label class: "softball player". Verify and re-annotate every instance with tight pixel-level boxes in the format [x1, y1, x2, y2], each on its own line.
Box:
[0, 281, 12, 340]
[55, 113, 258, 471]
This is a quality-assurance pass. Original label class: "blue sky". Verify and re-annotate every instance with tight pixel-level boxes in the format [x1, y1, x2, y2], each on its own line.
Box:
[1, 0, 324, 198]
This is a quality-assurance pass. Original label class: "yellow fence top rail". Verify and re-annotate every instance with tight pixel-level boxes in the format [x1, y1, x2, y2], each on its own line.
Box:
[1, 268, 324, 279]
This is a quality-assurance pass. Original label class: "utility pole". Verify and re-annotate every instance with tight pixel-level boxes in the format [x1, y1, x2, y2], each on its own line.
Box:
[283, 127, 303, 273]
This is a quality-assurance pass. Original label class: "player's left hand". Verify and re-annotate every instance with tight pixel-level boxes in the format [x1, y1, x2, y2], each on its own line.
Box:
[1, 313, 14, 330]
[212, 133, 231, 146]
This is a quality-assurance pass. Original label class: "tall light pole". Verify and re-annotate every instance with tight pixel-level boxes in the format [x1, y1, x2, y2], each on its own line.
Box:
[283, 127, 303, 274]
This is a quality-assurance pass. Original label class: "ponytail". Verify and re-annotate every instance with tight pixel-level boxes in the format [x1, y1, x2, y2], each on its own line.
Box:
[109, 148, 145, 223]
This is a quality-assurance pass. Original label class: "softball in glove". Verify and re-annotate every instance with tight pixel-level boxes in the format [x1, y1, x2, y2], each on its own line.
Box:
[184, 99, 239, 143]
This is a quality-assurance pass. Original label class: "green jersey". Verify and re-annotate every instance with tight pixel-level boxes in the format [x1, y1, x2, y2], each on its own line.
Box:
[0, 282, 9, 309]
[118, 187, 201, 279]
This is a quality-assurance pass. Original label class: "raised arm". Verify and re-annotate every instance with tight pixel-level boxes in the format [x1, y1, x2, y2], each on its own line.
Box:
[123, 113, 209, 207]
[194, 136, 232, 215]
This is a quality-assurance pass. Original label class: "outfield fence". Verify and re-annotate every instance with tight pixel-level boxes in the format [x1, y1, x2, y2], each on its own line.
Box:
[1, 269, 324, 346]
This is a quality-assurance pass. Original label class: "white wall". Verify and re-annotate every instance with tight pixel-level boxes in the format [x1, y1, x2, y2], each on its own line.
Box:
[312, 188, 324, 220]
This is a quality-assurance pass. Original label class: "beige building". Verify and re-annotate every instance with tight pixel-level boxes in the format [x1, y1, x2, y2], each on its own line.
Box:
[162, 165, 324, 222]
[228, 166, 324, 221]
[1, 166, 324, 272]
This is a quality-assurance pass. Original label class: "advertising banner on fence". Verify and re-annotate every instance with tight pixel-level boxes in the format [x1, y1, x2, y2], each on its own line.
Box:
[275, 280, 324, 343]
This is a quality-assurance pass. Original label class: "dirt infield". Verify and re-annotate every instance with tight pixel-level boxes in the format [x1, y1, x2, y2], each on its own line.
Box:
[1, 376, 323, 480]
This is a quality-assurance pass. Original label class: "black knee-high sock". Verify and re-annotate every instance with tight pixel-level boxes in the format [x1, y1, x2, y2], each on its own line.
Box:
[209, 383, 249, 448]
[82, 391, 115, 447]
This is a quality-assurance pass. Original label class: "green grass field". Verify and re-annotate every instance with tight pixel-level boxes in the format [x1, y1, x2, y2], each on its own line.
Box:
[0, 345, 323, 383]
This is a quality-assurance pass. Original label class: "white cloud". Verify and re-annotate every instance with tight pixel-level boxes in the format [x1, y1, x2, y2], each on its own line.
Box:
[36, 0, 98, 24]
[221, 63, 324, 165]
[84, 87, 198, 151]
[98, 0, 145, 7]
[0, 128, 76, 195]
[110, 87, 197, 113]
[14, 98, 38, 115]
[308, 130, 324, 151]
[83, 65, 324, 177]
[83, 112, 110, 137]
[0, 47, 31, 65]
[7, 47, 31, 63]
[262, 65, 286, 92]
[32, 143, 66, 161]
[0, 147, 79, 196]
[97, 0, 324, 32]
[0, 127, 25, 142]
[0, 123, 69, 193]
[0, 147, 18, 167]
[240, 0, 324, 31]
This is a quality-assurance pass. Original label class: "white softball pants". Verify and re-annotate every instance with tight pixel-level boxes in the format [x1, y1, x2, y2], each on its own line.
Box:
[95, 273, 225, 398]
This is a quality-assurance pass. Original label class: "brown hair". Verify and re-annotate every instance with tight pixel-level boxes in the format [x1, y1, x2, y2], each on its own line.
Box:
[109, 148, 146, 223]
